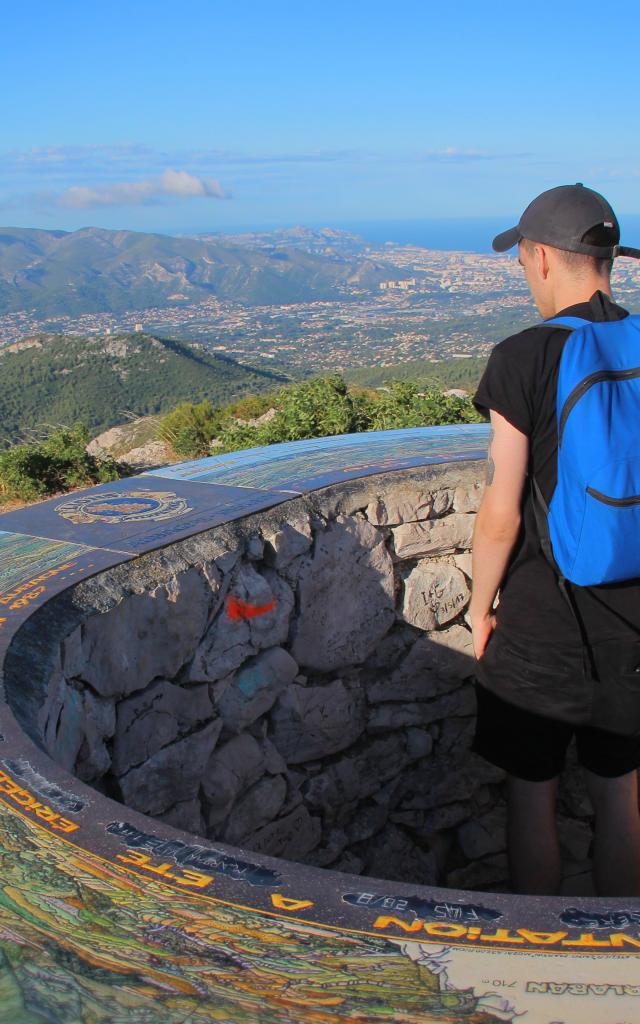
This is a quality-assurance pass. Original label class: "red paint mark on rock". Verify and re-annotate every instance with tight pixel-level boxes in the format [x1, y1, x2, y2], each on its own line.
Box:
[226, 595, 276, 621]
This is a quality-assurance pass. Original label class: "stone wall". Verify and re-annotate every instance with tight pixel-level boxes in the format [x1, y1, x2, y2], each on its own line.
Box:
[4, 463, 593, 892]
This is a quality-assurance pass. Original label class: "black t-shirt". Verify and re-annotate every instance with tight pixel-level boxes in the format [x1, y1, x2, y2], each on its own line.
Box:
[474, 290, 640, 652]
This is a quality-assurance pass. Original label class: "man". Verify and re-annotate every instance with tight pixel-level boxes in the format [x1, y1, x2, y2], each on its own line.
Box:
[469, 183, 640, 897]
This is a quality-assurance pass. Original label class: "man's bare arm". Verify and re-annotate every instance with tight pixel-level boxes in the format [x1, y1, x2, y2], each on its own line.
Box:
[470, 410, 529, 658]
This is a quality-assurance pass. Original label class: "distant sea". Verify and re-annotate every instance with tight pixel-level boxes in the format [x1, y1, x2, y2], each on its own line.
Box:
[333, 214, 640, 254]
[332, 218, 507, 253]
[191, 214, 640, 255]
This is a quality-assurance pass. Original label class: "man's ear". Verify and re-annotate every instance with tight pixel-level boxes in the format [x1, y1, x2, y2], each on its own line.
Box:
[535, 244, 551, 280]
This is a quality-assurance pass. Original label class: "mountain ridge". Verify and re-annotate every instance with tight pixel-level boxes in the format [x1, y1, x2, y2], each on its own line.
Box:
[0, 225, 390, 316]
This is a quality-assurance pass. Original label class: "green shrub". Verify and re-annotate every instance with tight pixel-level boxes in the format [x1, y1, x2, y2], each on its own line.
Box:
[226, 392, 278, 421]
[274, 375, 358, 440]
[215, 421, 276, 453]
[157, 375, 484, 460]
[156, 400, 224, 459]
[0, 424, 128, 504]
[367, 381, 484, 431]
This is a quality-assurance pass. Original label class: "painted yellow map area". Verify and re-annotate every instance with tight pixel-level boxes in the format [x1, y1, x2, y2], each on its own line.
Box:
[0, 800, 508, 1024]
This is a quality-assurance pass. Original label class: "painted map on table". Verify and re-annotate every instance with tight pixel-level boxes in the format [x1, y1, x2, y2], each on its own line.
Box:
[5, 424, 636, 1023]
[146, 424, 490, 493]
[0, 532, 96, 594]
[0, 797, 515, 1024]
[0, 479, 292, 556]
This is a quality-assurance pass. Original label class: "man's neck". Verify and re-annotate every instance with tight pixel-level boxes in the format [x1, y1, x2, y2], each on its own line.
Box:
[552, 278, 613, 315]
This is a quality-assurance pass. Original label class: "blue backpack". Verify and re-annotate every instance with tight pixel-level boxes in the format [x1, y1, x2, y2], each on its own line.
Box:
[538, 313, 640, 586]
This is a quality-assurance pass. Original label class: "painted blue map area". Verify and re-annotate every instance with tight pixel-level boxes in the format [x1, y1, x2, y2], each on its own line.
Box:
[0, 479, 291, 555]
[145, 424, 490, 492]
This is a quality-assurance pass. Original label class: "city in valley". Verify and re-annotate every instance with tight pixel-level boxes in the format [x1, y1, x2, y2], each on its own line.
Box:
[2, 231, 639, 375]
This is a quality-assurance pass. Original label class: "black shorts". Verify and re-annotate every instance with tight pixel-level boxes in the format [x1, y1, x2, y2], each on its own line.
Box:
[473, 683, 640, 782]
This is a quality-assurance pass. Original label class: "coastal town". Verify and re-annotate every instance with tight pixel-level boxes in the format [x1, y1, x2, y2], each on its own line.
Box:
[3, 239, 639, 373]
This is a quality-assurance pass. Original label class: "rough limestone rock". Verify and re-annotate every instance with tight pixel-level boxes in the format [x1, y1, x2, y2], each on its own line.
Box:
[218, 646, 299, 733]
[157, 798, 205, 836]
[437, 716, 476, 756]
[304, 828, 349, 867]
[431, 488, 455, 517]
[452, 552, 473, 578]
[364, 628, 413, 671]
[242, 804, 321, 859]
[398, 756, 484, 813]
[366, 487, 455, 526]
[41, 674, 115, 778]
[357, 824, 438, 887]
[112, 679, 214, 775]
[221, 775, 287, 844]
[263, 516, 313, 570]
[61, 626, 85, 678]
[246, 535, 265, 561]
[269, 679, 366, 764]
[401, 563, 470, 631]
[367, 686, 475, 732]
[399, 752, 505, 817]
[247, 569, 294, 649]
[119, 719, 222, 816]
[75, 690, 117, 782]
[558, 816, 593, 862]
[80, 567, 211, 698]
[333, 852, 364, 876]
[291, 516, 395, 671]
[187, 565, 292, 683]
[458, 807, 507, 860]
[201, 733, 267, 825]
[368, 625, 474, 703]
[392, 801, 472, 835]
[187, 615, 252, 684]
[41, 676, 86, 772]
[366, 488, 435, 526]
[453, 480, 483, 513]
[559, 764, 593, 819]
[392, 514, 474, 560]
[279, 772, 305, 816]
[447, 854, 509, 891]
[303, 735, 409, 816]
[345, 802, 389, 844]
[405, 727, 433, 760]
[262, 737, 287, 775]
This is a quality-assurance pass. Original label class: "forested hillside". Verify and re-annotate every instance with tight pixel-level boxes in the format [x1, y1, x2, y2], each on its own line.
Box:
[344, 355, 487, 392]
[0, 332, 286, 444]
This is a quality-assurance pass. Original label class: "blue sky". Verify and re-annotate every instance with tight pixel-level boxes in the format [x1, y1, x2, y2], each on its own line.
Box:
[2, 0, 639, 235]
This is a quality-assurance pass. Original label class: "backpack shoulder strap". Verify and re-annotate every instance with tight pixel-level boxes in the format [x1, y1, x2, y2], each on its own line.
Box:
[530, 476, 596, 681]
[543, 316, 591, 330]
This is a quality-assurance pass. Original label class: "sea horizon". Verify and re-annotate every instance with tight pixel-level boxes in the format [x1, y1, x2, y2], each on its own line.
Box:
[6, 213, 640, 257]
[191, 212, 640, 254]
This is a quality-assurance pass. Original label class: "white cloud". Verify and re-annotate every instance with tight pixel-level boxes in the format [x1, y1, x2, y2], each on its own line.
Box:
[417, 147, 529, 163]
[158, 168, 226, 196]
[4, 143, 153, 167]
[0, 143, 359, 175]
[56, 169, 230, 208]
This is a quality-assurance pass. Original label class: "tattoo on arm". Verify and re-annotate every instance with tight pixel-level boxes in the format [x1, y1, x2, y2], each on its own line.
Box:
[485, 429, 495, 485]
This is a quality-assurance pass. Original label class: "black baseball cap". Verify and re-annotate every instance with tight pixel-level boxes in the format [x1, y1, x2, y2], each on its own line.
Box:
[493, 183, 640, 259]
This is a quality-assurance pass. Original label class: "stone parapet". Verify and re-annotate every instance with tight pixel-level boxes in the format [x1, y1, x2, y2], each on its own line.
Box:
[3, 462, 592, 894]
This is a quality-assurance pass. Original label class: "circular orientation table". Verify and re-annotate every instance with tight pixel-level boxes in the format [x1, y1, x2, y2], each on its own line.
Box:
[0, 424, 639, 1024]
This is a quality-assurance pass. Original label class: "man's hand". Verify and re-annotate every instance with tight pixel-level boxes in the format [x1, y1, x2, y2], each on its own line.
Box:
[471, 611, 497, 660]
